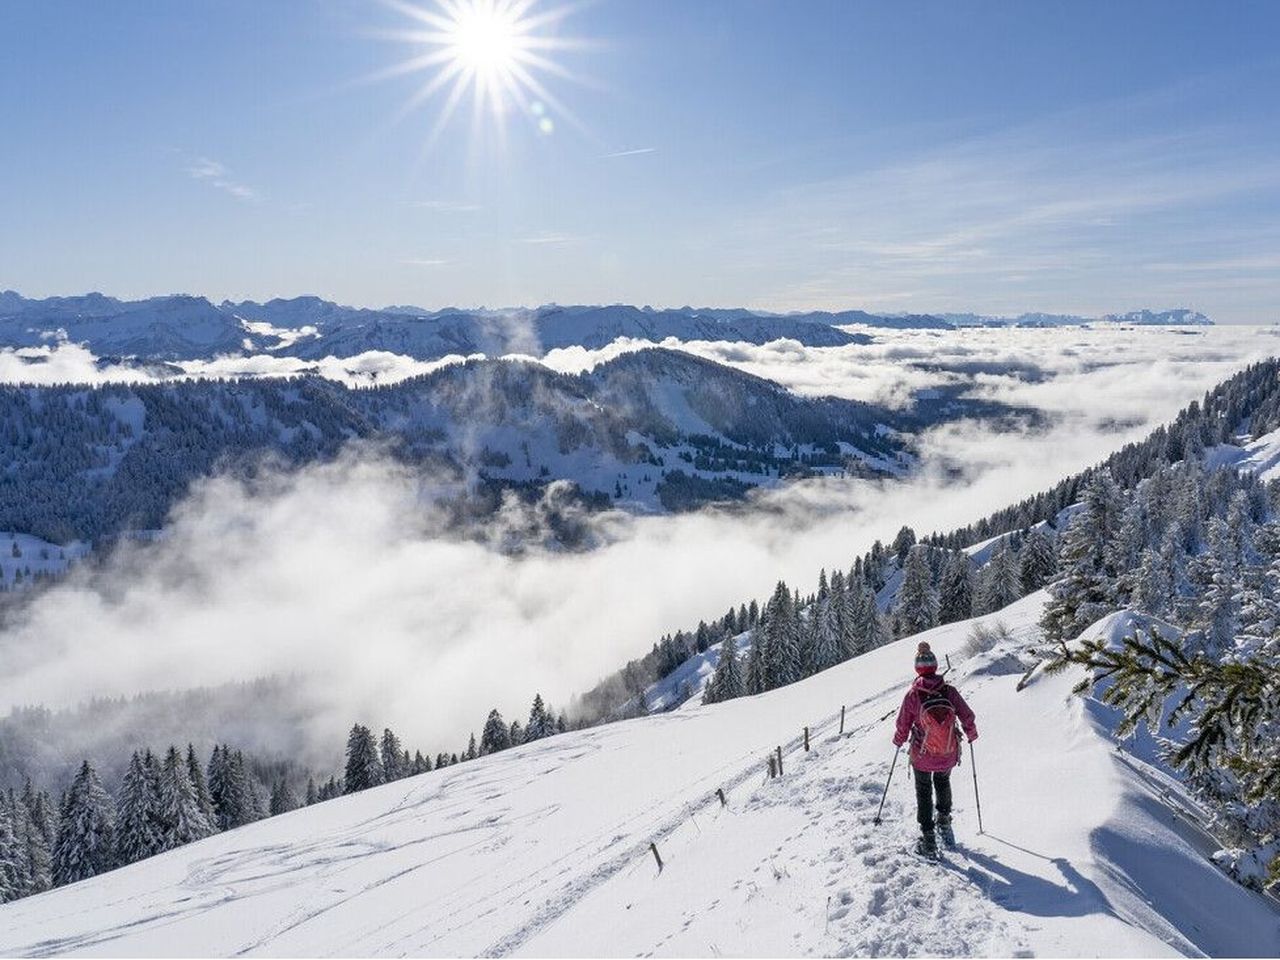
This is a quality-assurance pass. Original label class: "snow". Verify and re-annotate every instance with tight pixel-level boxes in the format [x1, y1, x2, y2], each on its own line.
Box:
[0, 531, 87, 586]
[2, 592, 1277, 957]
[1206, 426, 1280, 482]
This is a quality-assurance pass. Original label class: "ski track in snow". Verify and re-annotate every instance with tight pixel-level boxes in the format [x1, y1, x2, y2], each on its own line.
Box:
[3, 594, 1279, 958]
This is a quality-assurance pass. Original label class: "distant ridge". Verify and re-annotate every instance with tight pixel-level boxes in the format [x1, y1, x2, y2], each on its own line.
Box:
[0, 291, 1213, 363]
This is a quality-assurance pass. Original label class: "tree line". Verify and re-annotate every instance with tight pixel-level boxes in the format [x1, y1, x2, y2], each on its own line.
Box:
[0, 691, 566, 904]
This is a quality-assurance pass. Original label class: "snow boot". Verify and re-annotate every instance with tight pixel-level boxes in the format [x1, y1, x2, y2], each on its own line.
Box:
[915, 829, 938, 859]
[937, 816, 956, 849]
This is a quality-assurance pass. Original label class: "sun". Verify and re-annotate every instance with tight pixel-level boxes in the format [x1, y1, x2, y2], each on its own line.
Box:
[375, 0, 585, 144]
[448, 3, 520, 75]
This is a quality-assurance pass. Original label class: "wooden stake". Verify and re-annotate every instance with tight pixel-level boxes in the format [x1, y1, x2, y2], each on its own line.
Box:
[804, 726, 810, 751]
[776, 745, 784, 776]
[839, 705, 846, 735]
[716, 787, 727, 807]
[767, 755, 777, 779]
[650, 842, 664, 872]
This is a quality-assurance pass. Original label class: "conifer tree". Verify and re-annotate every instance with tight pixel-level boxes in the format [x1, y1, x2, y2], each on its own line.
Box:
[938, 552, 974, 624]
[764, 581, 802, 687]
[158, 745, 214, 850]
[305, 777, 318, 806]
[704, 636, 745, 704]
[207, 745, 241, 831]
[381, 728, 405, 781]
[344, 725, 384, 793]
[1048, 625, 1280, 888]
[1041, 470, 1126, 642]
[1019, 526, 1057, 592]
[745, 624, 769, 695]
[412, 750, 431, 774]
[186, 744, 216, 827]
[243, 770, 268, 823]
[0, 800, 19, 903]
[810, 592, 843, 673]
[896, 544, 939, 636]
[525, 693, 551, 741]
[892, 525, 917, 563]
[21, 784, 53, 894]
[977, 540, 1022, 614]
[52, 761, 115, 887]
[1132, 547, 1171, 617]
[480, 709, 512, 755]
[269, 779, 298, 816]
[465, 734, 478, 761]
[508, 720, 523, 746]
[848, 579, 888, 655]
[115, 751, 162, 866]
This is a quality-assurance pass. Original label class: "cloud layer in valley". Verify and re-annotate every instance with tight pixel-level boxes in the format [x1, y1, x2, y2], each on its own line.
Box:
[1, 325, 1275, 767]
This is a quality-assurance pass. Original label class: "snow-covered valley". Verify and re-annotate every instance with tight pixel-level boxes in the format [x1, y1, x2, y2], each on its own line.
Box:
[2, 592, 1275, 957]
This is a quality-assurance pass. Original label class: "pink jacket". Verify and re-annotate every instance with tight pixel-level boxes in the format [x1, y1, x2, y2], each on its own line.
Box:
[892, 674, 978, 773]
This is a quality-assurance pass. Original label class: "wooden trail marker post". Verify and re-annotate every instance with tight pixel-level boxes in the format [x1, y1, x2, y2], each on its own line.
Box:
[775, 745, 784, 775]
[716, 788, 727, 807]
[804, 726, 810, 751]
[839, 705, 846, 735]
[650, 842, 664, 872]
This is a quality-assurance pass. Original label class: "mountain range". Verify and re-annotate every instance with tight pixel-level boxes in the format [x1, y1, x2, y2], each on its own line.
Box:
[0, 292, 1212, 363]
[939, 307, 1213, 327]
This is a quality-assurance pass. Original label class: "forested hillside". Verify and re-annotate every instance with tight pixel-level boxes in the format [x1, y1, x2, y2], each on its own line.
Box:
[0, 349, 1026, 543]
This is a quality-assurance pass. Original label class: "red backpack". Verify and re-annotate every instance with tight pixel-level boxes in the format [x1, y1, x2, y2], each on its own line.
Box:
[917, 686, 959, 759]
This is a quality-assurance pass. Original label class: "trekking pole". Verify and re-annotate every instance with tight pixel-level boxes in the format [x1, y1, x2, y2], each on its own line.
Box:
[872, 745, 901, 826]
[970, 741, 985, 834]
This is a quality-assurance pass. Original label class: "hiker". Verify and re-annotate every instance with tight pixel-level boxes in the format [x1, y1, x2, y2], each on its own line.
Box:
[892, 641, 978, 856]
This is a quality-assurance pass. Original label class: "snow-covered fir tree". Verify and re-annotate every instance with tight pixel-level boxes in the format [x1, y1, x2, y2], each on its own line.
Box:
[938, 551, 974, 624]
[1041, 470, 1126, 642]
[158, 745, 214, 850]
[525, 693, 551, 741]
[744, 621, 769, 695]
[344, 725, 384, 793]
[0, 799, 19, 903]
[186, 744, 216, 827]
[1019, 526, 1057, 592]
[763, 581, 802, 687]
[269, 780, 298, 816]
[895, 544, 939, 637]
[380, 728, 406, 781]
[52, 761, 115, 887]
[703, 635, 745, 704]
[480, 709, 512, 755]
[21, 783, 53, 894]
[977, 540, 1022, 614]
[1132, 547, 1171, 617]
[114, 751, 162, 866]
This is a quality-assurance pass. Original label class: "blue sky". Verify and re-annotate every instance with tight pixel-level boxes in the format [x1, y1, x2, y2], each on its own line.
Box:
[2, 0, 1278, 321]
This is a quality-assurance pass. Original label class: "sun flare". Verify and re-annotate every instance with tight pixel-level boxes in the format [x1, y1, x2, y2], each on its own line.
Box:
[377, 0, 584, 144]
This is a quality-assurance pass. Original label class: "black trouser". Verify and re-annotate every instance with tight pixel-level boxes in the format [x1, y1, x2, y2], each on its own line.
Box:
[913, 768, 952, 832]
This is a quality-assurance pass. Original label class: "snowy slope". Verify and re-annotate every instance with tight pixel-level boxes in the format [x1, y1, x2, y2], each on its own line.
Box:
[1205, 426, 1280, 482]
[2, 593, 1276, 958]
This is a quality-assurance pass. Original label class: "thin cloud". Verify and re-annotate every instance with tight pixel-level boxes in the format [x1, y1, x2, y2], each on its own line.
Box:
[399, 257, 451, 267]
[600, 147, 656, 159]
[185, 156, 259, 203]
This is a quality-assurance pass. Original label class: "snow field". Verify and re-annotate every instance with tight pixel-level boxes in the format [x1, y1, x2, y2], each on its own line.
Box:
[1, 592, 1278, 957]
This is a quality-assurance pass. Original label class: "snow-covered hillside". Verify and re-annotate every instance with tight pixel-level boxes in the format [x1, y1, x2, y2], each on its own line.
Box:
[3, 592, 1274, 958]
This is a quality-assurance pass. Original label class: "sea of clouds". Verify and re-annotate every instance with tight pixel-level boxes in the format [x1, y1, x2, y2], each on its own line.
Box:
[1, 324, 1276, 764]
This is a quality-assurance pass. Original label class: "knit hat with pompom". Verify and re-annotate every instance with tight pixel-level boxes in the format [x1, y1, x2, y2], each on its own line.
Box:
[914, 641, 938, 676]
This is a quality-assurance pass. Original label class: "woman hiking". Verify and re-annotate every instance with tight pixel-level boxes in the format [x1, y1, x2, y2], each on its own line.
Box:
[892, 641, 978, 857]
